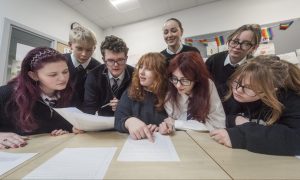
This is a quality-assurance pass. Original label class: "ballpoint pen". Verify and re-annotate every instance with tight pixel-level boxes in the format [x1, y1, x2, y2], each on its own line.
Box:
[101, 102, 110, 108]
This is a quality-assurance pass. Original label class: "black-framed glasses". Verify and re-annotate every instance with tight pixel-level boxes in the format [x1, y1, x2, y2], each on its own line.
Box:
[169, 77, 191, 86]
[228, 39, 254, 50]
[231, 80, 256, 97]
[105, 58, 126, 66]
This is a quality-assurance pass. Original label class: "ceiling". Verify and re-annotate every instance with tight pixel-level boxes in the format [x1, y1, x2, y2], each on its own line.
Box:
[61, 0, 220, 29]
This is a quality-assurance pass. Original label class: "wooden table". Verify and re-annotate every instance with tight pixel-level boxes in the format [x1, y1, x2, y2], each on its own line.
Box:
[187, 130, 300, 179]
[2, 131, 230, 179]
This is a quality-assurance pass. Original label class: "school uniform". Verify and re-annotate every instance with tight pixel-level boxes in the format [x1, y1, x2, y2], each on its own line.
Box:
[114, 89, 168, 133]
[161, 44, 200, 64]
[226, 89, 300, 156]
[64, 53, 101, 109]
[0, 84, 72, 136]
[82, 64, 134, 116]
[205, 51, 246, 114]
[164, 80, 226, 131]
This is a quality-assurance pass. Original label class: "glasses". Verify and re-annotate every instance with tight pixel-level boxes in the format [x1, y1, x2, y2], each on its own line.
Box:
[228, 40, 254, 50]
[105, 58, 126, 66]
[169, 77, 191, 86]
[231, 80, 256, 97]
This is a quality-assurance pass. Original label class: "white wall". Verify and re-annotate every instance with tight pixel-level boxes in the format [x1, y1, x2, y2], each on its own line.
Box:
[0, 0, 104, 84]
[104, 0, 300, 65]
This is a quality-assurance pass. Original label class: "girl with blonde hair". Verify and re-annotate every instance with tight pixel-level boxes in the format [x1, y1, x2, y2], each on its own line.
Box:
[210, 55, 300, 155]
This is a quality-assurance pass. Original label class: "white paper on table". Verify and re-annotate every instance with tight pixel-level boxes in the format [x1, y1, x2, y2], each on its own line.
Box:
[175, 120, 208, 132]
[54, 107, 114, 131]
[0, 152, 37, 176]
[23, 147, 116, 180]
[277, 52, 299, 64]
[296, 156, 300, 159]
[117, 133, 180, 162]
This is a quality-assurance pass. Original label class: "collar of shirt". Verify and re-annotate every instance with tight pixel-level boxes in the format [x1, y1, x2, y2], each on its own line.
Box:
[71, 53, 91, 69]
[40, 93, 60, 106]
[166, 43, 183, 55]
[108, 71, 125, 87]
[223, 54, 246, 67]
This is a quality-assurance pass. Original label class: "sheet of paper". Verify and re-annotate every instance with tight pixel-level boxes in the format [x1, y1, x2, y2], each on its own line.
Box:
[0, 152, 37, 176]
[117, 133, 180, 161]
[54, 107, 114, 131]
[253, 43, 275, 56]
[175, 120, 208, 132]
[296, 156, 300, 159]
[23, 147, 116, 180]
[16, 43, 35, 61]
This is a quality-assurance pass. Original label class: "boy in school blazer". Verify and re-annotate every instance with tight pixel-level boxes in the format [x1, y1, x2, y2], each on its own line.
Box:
[64, 26, 100, 109]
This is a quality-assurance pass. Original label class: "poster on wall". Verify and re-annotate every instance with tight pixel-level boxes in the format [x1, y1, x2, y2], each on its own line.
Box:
[218, 44, 228, 53]
[253, 43, 275, 56]
[206, 41, 218, 56]
[277, 52, 299, 64]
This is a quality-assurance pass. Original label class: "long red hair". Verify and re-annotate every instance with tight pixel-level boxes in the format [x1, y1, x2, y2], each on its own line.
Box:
[166, 52, 211, 121]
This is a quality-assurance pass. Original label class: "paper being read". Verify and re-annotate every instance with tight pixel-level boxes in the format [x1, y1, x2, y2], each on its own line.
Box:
[54, 107, 114, 131]
[0, 152, 37, 176]
[117, 133, 180, 161]
[23, 147, 116, 180]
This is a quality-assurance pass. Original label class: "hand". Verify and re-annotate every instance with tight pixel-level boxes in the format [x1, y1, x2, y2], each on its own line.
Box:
[125, 117, 154, 142]
[72, 127, 85, 134]
[235, 116, 249, 125]
[159, 117, 175, 134]
[0, 132, 28, 149]
[159, 122, 173, 135]
[210, 129, 232, 147]
[147, 124, 159, 133]
[110, 97, 119, 112]
[51, 129, 69, 136]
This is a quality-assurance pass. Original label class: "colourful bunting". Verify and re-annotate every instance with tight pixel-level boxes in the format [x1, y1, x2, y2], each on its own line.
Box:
[215, 36, 225, 46]
[198, 39, 208, 46]
[261, 27, 273, 40]
[279, 21, 293, 30]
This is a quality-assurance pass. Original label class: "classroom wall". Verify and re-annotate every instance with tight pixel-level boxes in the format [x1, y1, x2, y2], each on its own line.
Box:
[104, 0, 300, 65]
[0, 0, 104, 60]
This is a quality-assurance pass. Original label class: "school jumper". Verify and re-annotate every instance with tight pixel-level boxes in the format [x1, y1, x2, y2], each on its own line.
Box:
[205, 51, 241, 114]
[82, 64, 134, 116]
[161, 44, 200, 64]
[65, 53, 100, 109]
[114, 89, 168, 133]
[226, 89, 300, 156]
[0, 84, 72, 135]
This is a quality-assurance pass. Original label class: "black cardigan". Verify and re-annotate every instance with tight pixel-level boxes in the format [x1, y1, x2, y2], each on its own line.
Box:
[82, 64, 134, 116]
[114, 89, 168, 133]
[226, 89, 300, 156]
[161, 44, 200, 64]
[0, 85, 72, 136]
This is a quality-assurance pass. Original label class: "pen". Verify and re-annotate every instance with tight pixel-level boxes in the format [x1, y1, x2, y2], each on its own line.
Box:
[101, 102, 110, 108]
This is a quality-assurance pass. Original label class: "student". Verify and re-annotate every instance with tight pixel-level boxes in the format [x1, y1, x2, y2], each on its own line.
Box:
[0, 47, 74, 149]
[159, 52, 225, 134]
[161, 18, 200, 64]
[65, 26, 100, 108]
[210, 56, 300, 156]
[114, 53, 168, 142]
[205, 24, 261, 114]
[83, 35, 134, 116]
